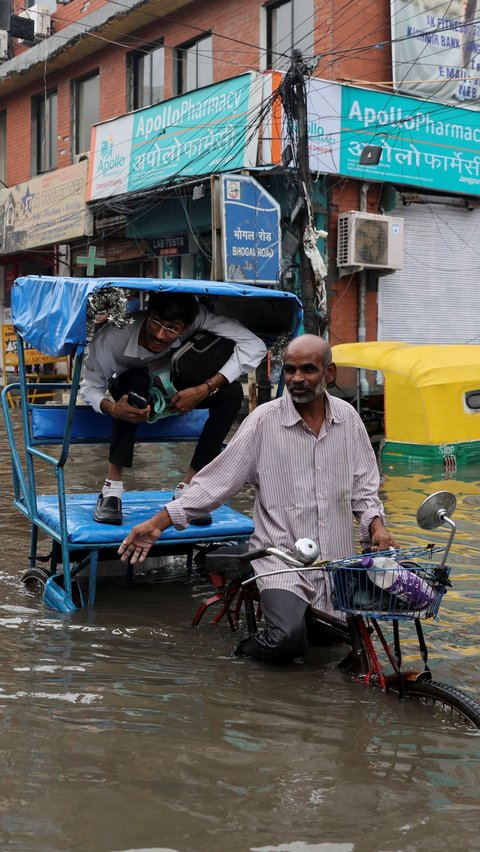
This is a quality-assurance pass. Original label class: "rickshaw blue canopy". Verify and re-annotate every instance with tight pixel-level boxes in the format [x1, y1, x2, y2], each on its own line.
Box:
[11, 276, 302, 358]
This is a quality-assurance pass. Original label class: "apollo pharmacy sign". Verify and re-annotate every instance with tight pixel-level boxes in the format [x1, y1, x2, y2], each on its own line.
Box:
[339, 86, 480, 194]
[301, 78, 480, 196]
[87, 73, 263, 200]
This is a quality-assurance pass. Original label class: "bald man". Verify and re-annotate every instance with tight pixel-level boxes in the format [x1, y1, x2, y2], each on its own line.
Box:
[119, 335, 397, 663]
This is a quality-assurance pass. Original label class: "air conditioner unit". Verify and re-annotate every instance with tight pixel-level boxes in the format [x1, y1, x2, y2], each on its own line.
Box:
[337, 211, 404, 271]
[18, 5, 51, 41]
[0, 29, 8, 61]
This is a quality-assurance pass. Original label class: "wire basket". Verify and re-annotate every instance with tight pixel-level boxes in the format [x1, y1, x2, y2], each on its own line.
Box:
[326, 546, 450, 621]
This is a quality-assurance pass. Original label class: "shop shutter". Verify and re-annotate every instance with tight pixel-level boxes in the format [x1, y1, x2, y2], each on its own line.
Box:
[378, 201, 480, 344]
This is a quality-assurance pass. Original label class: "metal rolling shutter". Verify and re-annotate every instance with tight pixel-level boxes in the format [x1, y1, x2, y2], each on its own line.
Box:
[378, 201, 480, 344]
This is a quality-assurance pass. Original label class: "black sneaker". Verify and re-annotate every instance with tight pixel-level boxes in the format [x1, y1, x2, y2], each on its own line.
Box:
[93, 494, 122, 525]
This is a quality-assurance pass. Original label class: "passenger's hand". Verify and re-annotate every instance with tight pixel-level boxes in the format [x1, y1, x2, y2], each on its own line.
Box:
[113, 394, 150, 423]
[171, 385, 209, 413]
[118, 520, 162, 563]
[369, 517, 399, 551]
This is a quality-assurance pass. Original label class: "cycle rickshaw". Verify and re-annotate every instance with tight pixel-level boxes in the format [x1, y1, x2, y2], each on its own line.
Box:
[1, 275, 302, 613]
[207, 491, 480, 729]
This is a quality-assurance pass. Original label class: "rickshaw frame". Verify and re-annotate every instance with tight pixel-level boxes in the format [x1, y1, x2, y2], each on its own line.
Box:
[2, 276, 302, 613]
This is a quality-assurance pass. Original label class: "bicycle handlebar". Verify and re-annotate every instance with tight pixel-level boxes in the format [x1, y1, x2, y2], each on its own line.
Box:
[240, 538, 320, 567]
[239, 547, 270, 562]
[239, 545, 312, 567]
[240, 540, 447, 588]
[242, 561, 330, 587]
[240, 539, 329, 587]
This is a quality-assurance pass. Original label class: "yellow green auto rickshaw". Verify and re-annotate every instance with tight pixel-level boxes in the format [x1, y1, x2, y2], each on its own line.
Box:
[332, 342, 480, 470]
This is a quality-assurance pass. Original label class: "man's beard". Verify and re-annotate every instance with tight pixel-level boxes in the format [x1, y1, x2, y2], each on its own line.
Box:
[288, 377, 327, 403]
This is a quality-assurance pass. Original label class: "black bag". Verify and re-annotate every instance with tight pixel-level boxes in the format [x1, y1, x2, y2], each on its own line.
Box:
[170, 331, 235, 391]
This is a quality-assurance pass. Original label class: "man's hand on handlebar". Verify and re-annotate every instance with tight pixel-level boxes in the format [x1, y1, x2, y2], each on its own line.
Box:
[369, 517, 399, 551]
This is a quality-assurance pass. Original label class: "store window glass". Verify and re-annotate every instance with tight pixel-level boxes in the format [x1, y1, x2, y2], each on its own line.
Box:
[174, 34, 213, 94]
[25, 0, 56, 10]
[0, 0, 10, 29]
[74, 72, 99, 157]
[266, 0, 314, 71]
[31, 90, 57, 174]
[131, 42, 165, 110]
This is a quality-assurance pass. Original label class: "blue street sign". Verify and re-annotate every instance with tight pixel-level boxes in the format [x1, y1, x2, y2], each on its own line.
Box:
[221, 174, 281, 285]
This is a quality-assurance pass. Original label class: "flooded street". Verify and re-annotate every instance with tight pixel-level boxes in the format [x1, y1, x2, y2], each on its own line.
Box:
[0, 411, 479, 852]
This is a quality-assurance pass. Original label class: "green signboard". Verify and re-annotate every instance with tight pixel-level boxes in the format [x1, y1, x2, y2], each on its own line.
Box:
[88, 73, 262, 201]
[339, 85, 480, 194]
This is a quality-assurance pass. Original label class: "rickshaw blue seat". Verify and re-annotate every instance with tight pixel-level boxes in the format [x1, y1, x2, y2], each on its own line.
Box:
[36, 491, 254, 545]
[30, 405, 209, 443]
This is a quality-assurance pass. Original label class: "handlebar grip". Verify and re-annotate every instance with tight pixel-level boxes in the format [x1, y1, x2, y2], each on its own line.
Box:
[239, 547, 270, 562]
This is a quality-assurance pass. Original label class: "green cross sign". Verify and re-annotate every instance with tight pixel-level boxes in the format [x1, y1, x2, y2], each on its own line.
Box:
[75, 246, 107, 276]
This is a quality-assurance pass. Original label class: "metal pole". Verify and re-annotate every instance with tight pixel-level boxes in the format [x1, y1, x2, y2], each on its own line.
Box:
[358, 183, 370, 398]
[293, 51, 317, 334]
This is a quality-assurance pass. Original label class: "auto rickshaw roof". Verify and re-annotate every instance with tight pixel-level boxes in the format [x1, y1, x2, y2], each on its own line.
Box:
[333, 341, 480, 387]
[11, 276, 302, 358]
[333, 341, 480, 446]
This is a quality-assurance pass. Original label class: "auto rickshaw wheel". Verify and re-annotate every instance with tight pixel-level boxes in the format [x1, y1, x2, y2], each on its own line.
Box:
[22, 567, 50, 594]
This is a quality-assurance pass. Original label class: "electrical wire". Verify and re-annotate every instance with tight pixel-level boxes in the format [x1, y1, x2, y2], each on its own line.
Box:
[3, 0, 480, 258]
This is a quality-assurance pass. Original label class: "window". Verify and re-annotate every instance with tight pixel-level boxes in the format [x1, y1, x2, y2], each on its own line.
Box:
[465, 391, 480, 411]
[174, 34, 213, 95]
[31, 90, 57, 174]
[130, 42, 164, 110]
[0, 112, 6, 186]
[0, 0, 10, 30]
[266, 0, 314, 71]
[74, 72, 99, 157]
[25, 0, 56, 10]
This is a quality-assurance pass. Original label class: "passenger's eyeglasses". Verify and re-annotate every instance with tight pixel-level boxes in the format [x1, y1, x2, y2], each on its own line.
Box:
[148, 317, 184, 337]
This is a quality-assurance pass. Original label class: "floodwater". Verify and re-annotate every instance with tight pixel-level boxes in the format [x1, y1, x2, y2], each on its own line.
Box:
[0, 412, 479, 852]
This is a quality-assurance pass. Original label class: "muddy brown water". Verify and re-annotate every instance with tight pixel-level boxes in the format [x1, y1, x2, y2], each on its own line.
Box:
[0, 412, 479, 852]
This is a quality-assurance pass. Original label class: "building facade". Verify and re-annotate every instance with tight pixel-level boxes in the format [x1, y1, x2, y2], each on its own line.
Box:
[0, 0, 479, 377]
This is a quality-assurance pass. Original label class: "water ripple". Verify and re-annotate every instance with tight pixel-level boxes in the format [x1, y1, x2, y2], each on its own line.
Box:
[0, 415, 480, 850]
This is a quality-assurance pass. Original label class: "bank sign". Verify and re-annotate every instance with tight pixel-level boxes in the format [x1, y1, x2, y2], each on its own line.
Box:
[221, 175, 281, 285]
[304, 78, 480, 196]
[87, 73, 263, 200]
[391, 0, 480, 108]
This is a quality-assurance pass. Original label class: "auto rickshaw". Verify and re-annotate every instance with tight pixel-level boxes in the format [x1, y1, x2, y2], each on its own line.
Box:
[332, 341, 480, 471]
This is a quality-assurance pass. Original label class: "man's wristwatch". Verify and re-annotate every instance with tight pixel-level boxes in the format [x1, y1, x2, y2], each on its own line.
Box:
[205, 379, 218, 396]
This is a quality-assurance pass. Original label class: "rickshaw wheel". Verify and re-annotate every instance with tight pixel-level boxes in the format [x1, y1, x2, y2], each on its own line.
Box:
[22, 567, 50, 594]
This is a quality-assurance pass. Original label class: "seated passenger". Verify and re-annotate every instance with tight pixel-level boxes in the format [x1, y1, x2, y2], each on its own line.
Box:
[80, 291, 266, 526]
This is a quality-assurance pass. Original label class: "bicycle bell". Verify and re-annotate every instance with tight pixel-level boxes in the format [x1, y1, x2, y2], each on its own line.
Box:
[292, 538, 319, 565]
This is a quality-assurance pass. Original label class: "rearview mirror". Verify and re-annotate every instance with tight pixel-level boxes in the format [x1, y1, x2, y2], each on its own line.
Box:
[416, 491, 456, 530]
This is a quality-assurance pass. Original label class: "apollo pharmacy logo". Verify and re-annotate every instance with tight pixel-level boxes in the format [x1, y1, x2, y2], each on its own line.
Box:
[96, 134, 126, 176]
